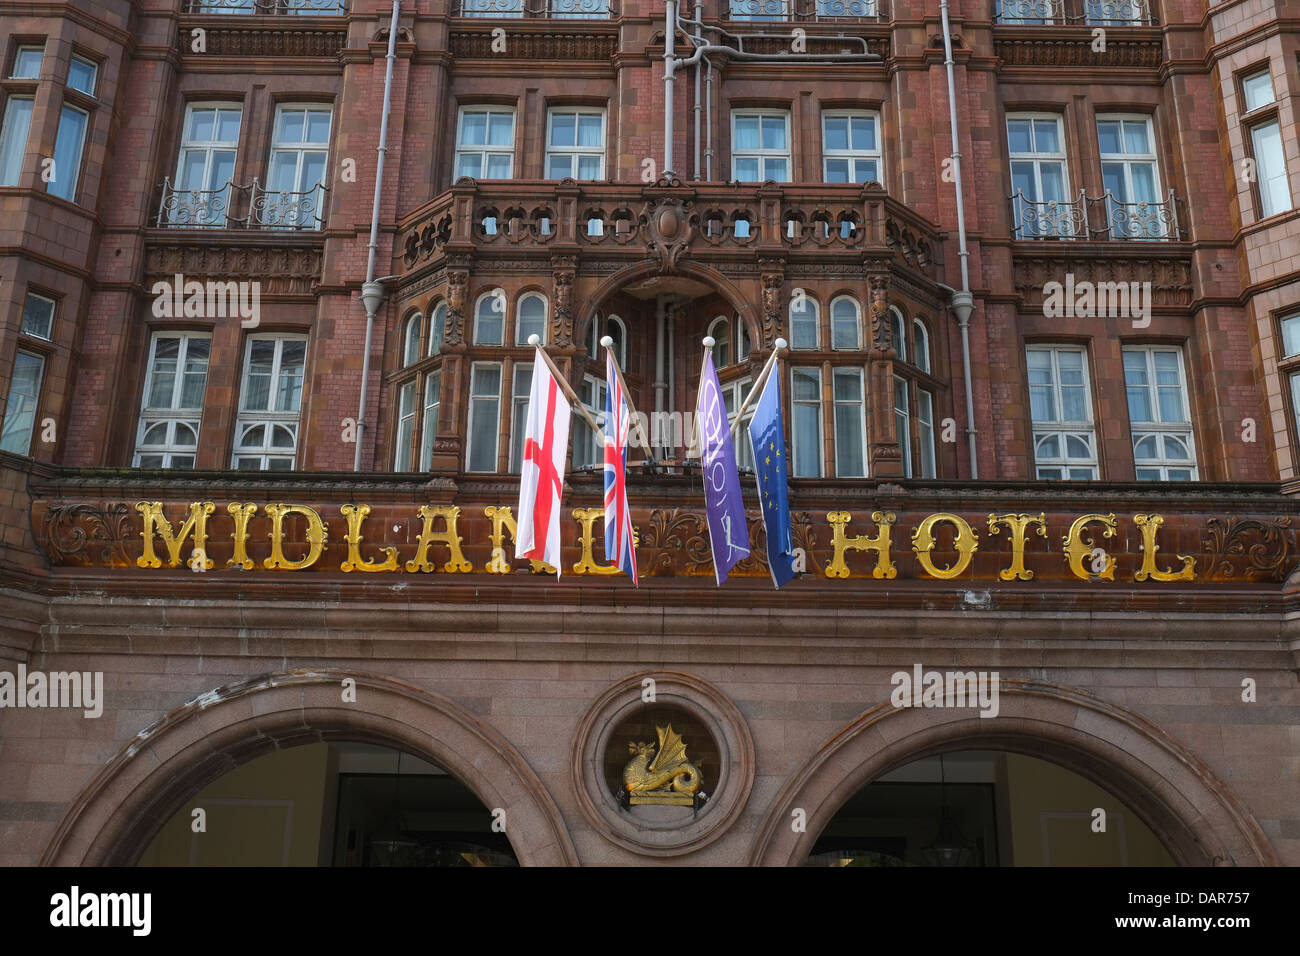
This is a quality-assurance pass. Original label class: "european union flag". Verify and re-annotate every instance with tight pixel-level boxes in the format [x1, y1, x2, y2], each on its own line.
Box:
[747, 370, 797, 589]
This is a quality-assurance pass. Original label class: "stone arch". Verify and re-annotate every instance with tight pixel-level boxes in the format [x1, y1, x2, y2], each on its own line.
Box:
[575, 260, 764, 355]
[748, 678, 1276, 867]
[41, 669, 578, 867]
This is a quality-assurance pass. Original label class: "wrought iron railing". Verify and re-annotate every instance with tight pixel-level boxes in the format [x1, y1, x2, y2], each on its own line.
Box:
[455, 0, 614, 18]
[183, 0, 348, 13]
[156, 178, 329, 230]
[727, 0, 884, 20]
[1010, 188, 1179, 240]
[995, 0, 1156, 25]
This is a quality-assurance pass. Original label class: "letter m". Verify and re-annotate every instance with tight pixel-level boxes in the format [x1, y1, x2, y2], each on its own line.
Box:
[50, 671, 81, 705]
[136, 501, 216, 568]
[208, 281, 239, 319]
[947, 671, 977, 708]
[1095, 281, 1128, 319]
[101, 893, 130, 927]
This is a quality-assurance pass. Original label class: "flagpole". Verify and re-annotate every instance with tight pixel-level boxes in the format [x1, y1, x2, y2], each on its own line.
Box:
[600, 335, 655, 461]
[729, 338, 788, 440]
[527, 336, 603, 437]
[690, 336, 717, 457]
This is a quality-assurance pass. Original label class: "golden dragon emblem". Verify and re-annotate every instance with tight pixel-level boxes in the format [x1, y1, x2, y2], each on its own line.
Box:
[620, 724, 704, 807]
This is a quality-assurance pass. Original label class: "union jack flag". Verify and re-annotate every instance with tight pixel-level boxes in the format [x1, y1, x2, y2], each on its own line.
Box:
[603, 352, 638, 585]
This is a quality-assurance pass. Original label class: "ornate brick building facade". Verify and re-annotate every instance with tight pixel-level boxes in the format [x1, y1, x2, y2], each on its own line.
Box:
[0, 0, 1296, 867]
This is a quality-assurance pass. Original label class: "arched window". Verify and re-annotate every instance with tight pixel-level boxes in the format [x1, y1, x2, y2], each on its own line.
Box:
[474, 291, 505, 346]
[913, 318, 930, 373]
[429, 301, 446, 357]
[737, 318, 751, 362]
[789, 296, 819, 350]
[516, 293, 547, 345]
[402, 313, 422, 367]
[708, 316, 730, 366]
[830, 296, 861, 350]
[607, 315, 627, 367]
[889, 307, 906, 363]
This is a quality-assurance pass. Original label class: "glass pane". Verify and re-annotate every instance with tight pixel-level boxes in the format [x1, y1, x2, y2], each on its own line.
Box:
[734, 116, 759, 150]
[1122, 350, 1148, 383]
[835, 405, 863, 477]
[209, 151, 236, 191]
[461, 112, 487, 146]
[457, 153, 482, 179]
[1010, 162, 1036, 200]
[1033, 119, 1060, 153]
[548, 155, 571, 179]
[1037, 435, 1060, 458]
[181, 341, 209, 407]
[472, 365, 501, 397]
[1133, 435, 1158, 459]
[1123, 120, 1150, 154]
[855, 160, 876, 184]
[734, 157, 759, 181]
[476, 302, 504, 345]
[430, 305, 446, 355]
[277, 109, 305, 144]
[1157, 387, 1184, 422]
[577, 155, 600, 180]
[12, 48, 42, 80]
[216, 109, 241, 143]
[138, 455, 165, 468]
[174, 423, 198, 447]
[404, 315, 422, 365]
[1102, 163, 1126, 200]
[1057, 350, 1083, 383]
[486, 153, 511, 178]
[1038, 467, 1062, 480]
[189, 109, 215, 142]
[1163, 435, 1190, 460]
[469, 396, 499, 472]
[268, 151, 299, 192]
[825, 159, 849, 183]
[0, 98, 34, 186]
[305, 110, 331, 144]
[1061, 388, 1087, 422]
[1281, 316, 1300, 358]
[149, 337, 180, 407]
[49, 106, 88, 200]
[764, 159, 787, 182]
[67, 58, 96, 95]
[488, 113, 513, 146]
[1029, 386, 1055, 423]
[1065, 435, 1090, 458]
[824, 117, 848, 151]
[893, 377, 907, 412]
[833, 370, 861, 401]
[1097, 121, 1122, 155]
[1242, 71, 1274, 112]
[831, 301, 857, 350]
[1039, 162, 1066, 201]
[851, 116, 874, 150]
[550, 112, 576, 147]
[1130, 163, 1157, 202]
[1135, 466, 1162, 480]
[792, 369, 819, 401]
[21, 295, 54, 338]
[791, 305, 817, 349]
[794, 402, 820, 477]
[1068, 467, 1095, 480]
[1166, 468, 1193, 481]
[1127, 386, 1153, 424]
[577, 114, 602, 147]
[761, 116, 785, 149]
[1007, 119, 1033, 154]
[141, 422, 169, 446]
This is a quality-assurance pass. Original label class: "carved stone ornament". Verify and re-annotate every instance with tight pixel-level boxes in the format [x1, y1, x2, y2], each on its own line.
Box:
[641, 196, 695, 274]
[551, 255, 577, 347]
[759, 260, 784, 349]
[869, 275, 891, 354]
[444, 267, 469, 348]
[619, 725, 704, 808]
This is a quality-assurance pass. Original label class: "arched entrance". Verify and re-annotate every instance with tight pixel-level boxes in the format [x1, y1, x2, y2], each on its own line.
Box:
[748, 679, 1276, 867]
[41, 670, 577, 866]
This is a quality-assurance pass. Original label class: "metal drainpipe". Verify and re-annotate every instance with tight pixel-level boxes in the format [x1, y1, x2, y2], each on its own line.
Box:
[692, 0, 702, 179]
[704, 57, 713, 180]
[664, 0, 676, 175]
[939, 0, 978, 479]
[354, 0, 401, 471]
[655, 297, 667, 456]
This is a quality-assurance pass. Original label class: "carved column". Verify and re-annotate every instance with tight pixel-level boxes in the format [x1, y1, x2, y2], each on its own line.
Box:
[868, 273, 904, 478]
[431, 255, 470, 471]
[758, 258, 784, 353]
[550, 254, 576, 349]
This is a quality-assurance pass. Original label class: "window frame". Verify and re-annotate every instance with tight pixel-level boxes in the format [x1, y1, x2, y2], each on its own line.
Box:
[912, 318, 930, 374]
[830, 296, 862, 351]
[821, 110, 882, 185]
[833, 367, 867, 478]
[0, 349, 45, 456]
[20, 291, 56, 340]
[515, 292, 548, 346]
[473, 290, 506, 346]
[454, 106, 516, 181]
[1006, 112, 1073, 239]
[11, 45, 43, 80]
[465, 360, 503, 473]
[264, 103, 332, 228]
[1026, 344, 1099, 480]
[47, 101, 89, 202]
[0, 94, 35, 186]
[1122, 345, 1198, 481]
[133, 332, 212, 469]
[790, 366, 823, 478]
[232, 333, 308, 471]
[789, 296, 820, 350]
[66, 54, 98, 96]
[731, 110, 792, 183]
[545, 107, 606, 181]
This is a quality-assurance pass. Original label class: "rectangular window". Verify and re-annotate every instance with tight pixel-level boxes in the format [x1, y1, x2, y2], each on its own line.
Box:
[893, 375, 912, 479]
[790, 300, 819, 350]
[732, 111, 790, 183]
[1084, 0, 1149, 25]
[791, 367, 822, 478]
[134, 333, 210, 469]
[466, 362, 502, 472]
[67, 56, 97, 96]
[455, 108, 514, 180]
[11, 46, 42, 79]
[573, 375, 606, 468]
[546, 109, 605, 181]
[1097, 116, 1166, 238]
[1241, 70, 1275, 112]
[1123, 347, 1197, 481]
[263, 105, 331, 229]
[460, 0, 525, 16]
[723, 378, 755, 472]
[233, 335, 306, 471]
[1250, 120, 1292, 218]
[729, 0, 790, 20]
[1007, 114, 1072, 238]
[833, 368, 866, 478]
[822, 112, 880, 185]
[549, 0, 611, 18]
[1281, 314, 1300, 360]
[918, 388, 936, 479]
[0, 96, 35, 186]
[48, 104, 88, 201]
[171, 104, 243, 226]
[419, 370, 441, 471]
[509, 363, 533, 472]
[21, 292, 55, 339]
[394, 381, 416, 471]
[0, 351, 44, 455]
[1027, 346, 1098, 479]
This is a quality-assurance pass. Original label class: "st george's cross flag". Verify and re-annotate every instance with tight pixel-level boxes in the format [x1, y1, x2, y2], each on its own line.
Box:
[603, 352, 638, 585]
[747, 370, 797, 589]
[696, 351, 751, 585]
[515, 347, 571, 575]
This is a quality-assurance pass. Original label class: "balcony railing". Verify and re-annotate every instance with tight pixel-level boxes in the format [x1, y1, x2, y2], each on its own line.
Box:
[1010, 188, 1180, 240]
[995, 0, 1157, 25]
[183, 0, 348, 13]
[156, 178, 329, 230]
[728, 0, 885, 20]
[455, 0, 614, 18]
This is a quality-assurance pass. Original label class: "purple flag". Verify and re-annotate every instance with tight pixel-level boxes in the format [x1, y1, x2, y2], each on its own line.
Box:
[695, 352, 751, 585]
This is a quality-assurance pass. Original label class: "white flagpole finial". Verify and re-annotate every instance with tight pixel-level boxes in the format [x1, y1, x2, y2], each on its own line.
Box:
[774, 337, 788, 352]
[702, 336, 715, 349]
[600, 335, 614, 348]
[527, 334, 541, 347]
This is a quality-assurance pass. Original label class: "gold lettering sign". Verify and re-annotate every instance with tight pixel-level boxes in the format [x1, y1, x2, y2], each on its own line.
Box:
[482, 506, 553, 574]
[573, 507, 622, 575]
[912, 513, 979, 580]
[340, 504, 399, 573]
[136, 501, 214, 569]
[1133, 513, 1195, 582]
[263, 504, 327, 570]
[987, 513, 1047, 581]
[826, 510, 897, 579]
[1063, 513, 1117, 581]
[227, 502, 257, 569]
[405, 505, 473, 573]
